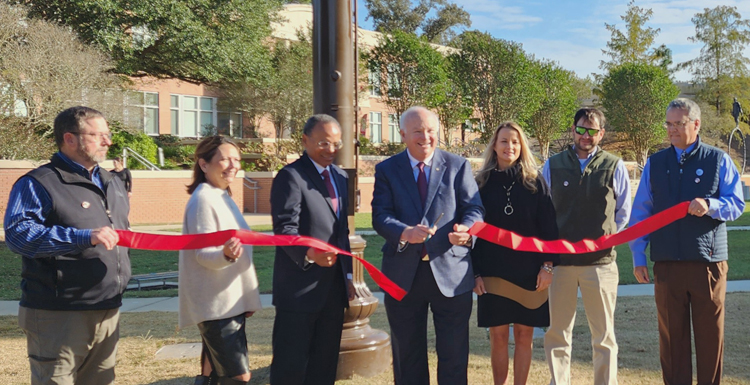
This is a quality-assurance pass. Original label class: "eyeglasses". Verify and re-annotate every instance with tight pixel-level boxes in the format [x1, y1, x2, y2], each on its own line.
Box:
[316, 140, 343, 150]
[663, 120, 693, 129]
[73, 132, 112, 141]
[574, 126, 600, 136]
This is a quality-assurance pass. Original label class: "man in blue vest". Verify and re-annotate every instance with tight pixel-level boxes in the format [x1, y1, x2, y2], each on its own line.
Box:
[4, 106, 130, 385]
[629, 98, 744, 385]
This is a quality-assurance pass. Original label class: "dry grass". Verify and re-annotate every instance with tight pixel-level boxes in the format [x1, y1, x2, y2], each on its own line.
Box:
[1, 294, 749, 384]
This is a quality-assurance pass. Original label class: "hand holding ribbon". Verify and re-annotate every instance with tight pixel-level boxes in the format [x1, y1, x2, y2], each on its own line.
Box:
[116, 229, 407, 301]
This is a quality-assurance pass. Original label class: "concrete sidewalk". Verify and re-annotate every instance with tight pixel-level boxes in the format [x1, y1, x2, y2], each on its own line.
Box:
[2, 280, 749, 317]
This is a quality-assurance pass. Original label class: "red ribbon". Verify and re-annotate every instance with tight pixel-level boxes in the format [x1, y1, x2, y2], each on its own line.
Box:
[468, 201, 690, 254]
[116, 229, 407, 301]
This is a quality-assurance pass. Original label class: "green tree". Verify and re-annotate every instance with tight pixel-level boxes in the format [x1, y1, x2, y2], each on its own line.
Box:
[601, 63, 679, 165]
[679, 5, 750, 115]
[15, 0, 280, 84]
[269, 31, 314, 140]
[600, 0, 665, 72]
[366, 31, 446, 121]
[0, 3, 127, 143]
[528, 61, 578, 160]
[450, 31, 541, 141]
[433, 57, 473, 144]
[364, 0, 471, 43]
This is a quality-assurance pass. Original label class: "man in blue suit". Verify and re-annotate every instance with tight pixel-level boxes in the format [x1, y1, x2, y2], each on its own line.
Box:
[372, 106, 484, 385]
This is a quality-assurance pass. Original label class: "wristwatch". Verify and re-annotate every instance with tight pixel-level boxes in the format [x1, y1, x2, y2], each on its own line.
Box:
[397, 238, 408, 252]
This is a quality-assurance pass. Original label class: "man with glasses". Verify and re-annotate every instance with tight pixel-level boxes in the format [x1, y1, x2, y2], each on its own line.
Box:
[269, 114, 354, 385]
[4, 106, 130, 385]
[629, 98, 744, 385]
[542, 107, 631, 385]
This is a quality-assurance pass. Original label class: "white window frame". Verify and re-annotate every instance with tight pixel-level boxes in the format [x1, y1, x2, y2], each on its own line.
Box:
[125, 91, 159, 135]
[170, 94, 243, 138]
[388, 113, 400, 143]
[369, 111, 382, 144]
[369, 70, 381, 97]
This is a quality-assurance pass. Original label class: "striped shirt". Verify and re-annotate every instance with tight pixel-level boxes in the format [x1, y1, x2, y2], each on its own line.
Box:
[4, 152, 103, 259]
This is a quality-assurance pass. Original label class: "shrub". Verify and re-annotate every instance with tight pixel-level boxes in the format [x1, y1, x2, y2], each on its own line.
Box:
[0, 116, 56, 160]
[108, 122, 158, 169]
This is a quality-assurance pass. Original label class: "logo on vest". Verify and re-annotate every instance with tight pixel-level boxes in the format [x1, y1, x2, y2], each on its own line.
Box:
[81, 201, 90, 209]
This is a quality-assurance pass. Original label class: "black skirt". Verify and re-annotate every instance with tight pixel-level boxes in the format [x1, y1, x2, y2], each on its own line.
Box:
[477, 291, 550, 328]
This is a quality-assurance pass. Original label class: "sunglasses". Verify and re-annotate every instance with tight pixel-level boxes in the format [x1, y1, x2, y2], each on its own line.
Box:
[574, 126, 600, 136]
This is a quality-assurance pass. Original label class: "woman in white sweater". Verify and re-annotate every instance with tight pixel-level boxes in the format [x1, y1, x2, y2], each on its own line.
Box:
[179, 136, 262, 385]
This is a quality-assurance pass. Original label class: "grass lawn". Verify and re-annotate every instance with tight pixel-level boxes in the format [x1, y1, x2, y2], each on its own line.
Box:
[1, 294, 749, 384]
[1, 227, 750, 300]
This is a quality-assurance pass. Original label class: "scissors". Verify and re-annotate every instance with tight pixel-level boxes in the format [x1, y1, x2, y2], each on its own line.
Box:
[424, 212, 444, 242]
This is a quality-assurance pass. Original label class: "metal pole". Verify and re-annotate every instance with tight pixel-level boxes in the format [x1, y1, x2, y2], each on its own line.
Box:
[312, 0, 354, 170]
[312, 0, 391, 379]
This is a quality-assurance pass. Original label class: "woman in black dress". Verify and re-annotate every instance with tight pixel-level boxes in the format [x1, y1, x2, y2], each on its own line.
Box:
[472, 121, 559, 385]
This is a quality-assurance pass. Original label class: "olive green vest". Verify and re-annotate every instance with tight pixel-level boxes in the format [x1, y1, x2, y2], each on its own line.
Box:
[549, 147, 619, 265]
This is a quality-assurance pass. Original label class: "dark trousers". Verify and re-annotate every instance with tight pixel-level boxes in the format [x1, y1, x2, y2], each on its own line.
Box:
[270, 270, 345, 385]
[384, 261, 473, 385]
[654, 261, 727, 385]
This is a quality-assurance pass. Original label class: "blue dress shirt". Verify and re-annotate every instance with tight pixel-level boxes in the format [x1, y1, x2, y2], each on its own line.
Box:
[542, 147, 632, 231]
[4, 152, 103, 259]
[628, 141, 745, 267]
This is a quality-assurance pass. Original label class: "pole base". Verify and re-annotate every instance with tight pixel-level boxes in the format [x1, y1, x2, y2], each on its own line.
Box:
[337, 320, 391, 379]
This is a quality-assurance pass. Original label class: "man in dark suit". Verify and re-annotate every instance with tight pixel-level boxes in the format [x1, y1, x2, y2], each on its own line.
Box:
[270, 114, 354, 385]
[372, 106, 484, 385]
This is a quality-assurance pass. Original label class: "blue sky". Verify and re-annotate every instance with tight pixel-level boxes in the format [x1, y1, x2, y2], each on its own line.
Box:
[354, 0, 750, 82]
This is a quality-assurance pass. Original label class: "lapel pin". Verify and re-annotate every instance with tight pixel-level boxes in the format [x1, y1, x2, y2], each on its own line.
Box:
[563, 181, 569, 187]
[696, 168, 704, 176]
[695, 178, 700, 183]
[81, 201, 90, 209]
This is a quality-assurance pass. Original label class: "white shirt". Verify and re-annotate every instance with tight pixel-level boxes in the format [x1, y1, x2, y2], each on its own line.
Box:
[406, 149, 434, 182]
[310, 158, 340, 216]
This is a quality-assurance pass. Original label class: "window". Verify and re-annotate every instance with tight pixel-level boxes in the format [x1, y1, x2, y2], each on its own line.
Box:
[388, 114, 400, 143]
[369, 112, 382, 143]
[170, 95, 179, 135]
[386, 63, 401, 99]
[170, 94, 243, 137]
[368, 70, 381, 97]
[125, 91, 159, 135]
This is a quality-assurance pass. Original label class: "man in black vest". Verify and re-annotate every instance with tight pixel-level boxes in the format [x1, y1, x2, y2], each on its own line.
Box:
[542, 108, 631, 385]
[4, 106, 130, 385]
[629, 98, 744, 385]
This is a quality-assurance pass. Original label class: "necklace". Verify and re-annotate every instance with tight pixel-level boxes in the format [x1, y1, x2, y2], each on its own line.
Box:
[503, 179, 516, 215]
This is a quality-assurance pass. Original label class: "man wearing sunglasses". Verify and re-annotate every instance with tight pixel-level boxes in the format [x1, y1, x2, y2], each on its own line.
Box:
[629, 98, 744, 385]
[542, 107, 631, 385]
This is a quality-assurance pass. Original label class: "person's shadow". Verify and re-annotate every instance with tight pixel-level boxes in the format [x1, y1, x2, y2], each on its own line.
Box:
[144, 365, 271, 385]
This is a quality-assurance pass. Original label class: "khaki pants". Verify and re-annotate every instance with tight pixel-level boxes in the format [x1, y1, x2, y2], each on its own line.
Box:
[18, 307, 120, 385]
[654, 261, 727, 385]
[544, 263, 619, 385]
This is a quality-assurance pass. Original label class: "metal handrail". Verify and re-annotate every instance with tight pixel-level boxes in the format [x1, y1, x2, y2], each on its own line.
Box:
[122, 147, 161, 171]
[244, 176, 260, 213]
